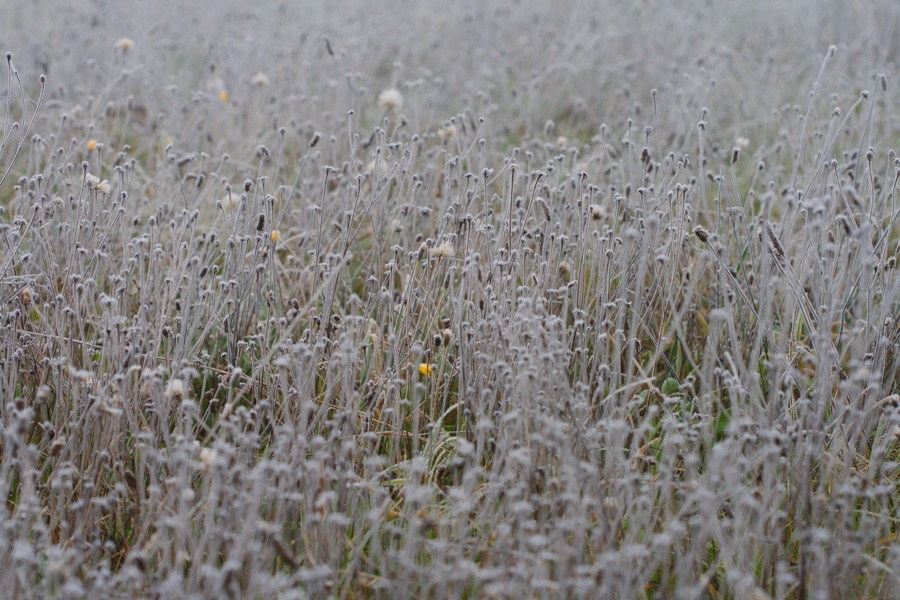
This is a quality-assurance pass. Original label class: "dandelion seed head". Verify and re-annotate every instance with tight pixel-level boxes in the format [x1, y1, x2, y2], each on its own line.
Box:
[218, 194, 240, 215]
[430, 240, 454, 259]
[165, 378, 185, 400]
[84, 173, 110, 194]
[199, 448, 217, 469]
[114, 37, 135, 52]
[438, 123, 457, 141]
[378, 88, 403, 112]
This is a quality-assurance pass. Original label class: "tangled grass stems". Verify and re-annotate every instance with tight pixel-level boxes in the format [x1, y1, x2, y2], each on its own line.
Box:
[1, 1, 900, 597]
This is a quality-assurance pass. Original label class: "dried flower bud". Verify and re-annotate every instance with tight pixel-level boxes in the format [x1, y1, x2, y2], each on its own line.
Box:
[537, 198, 551, 222]
[693, 226, 709, 243]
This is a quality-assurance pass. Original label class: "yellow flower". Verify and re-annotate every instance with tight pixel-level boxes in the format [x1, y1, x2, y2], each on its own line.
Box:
[270, 230, 281, 244]
[87, 139, 98, 151]
[219, 90, 229, 103]
[418, 363, 433, 377]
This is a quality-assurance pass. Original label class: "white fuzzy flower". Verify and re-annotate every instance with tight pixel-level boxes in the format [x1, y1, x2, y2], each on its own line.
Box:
[84, 173, 110, 194]
[164, 378, 185, 400]
[114, 37, 135, 52]
[589, 204, 605, 220]
[378, 88, 403, 112]
[429, 240, 455, 259]
[218, 193, 241, 215]
[199, 448, 218, 469]
[438, 123, 457, 141]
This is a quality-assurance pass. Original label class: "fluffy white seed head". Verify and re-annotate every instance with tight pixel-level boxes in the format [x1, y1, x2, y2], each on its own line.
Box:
[378, 88, 403, 112]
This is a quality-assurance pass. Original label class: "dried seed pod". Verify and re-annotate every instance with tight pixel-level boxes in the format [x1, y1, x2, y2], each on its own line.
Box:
[693, 226, 709, 243]
[764, 221, 785, 265]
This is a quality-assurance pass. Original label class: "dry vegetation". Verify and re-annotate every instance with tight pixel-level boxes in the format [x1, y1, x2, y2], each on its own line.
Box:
[1, 0, 899, 597]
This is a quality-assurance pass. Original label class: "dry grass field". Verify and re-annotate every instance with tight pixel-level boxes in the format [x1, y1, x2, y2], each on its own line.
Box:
[1, 0, 899, 597]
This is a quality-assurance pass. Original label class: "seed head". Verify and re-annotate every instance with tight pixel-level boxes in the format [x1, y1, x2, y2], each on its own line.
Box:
[537, 197, 551, 221]
[251, 72, 269, 88]
[764, 222, 785, 265]
[438, 123, 457, 141]
[441, 328, 455, 346]
[85, 173, 110, 194]
[199, 448, 217, 469]
[693, 226, 709, 243]
[218, 194, 239, 215]
[429, 240, 455, 259]
[378, 88, 403, 112]
[164, 378, 185, 400]
[114, 37, 135, 53]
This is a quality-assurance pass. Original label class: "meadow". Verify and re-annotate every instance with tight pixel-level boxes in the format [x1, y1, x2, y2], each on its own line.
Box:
[1, 0, 899, 597]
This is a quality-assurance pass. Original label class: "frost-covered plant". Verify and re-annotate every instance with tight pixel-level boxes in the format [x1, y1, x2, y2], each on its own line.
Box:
[1, 0, 899, 598]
